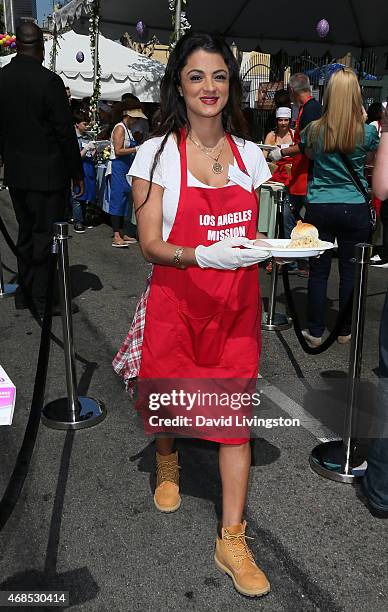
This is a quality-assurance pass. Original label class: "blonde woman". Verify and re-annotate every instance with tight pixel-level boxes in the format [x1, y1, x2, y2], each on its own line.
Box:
[300, 68, 379, 347]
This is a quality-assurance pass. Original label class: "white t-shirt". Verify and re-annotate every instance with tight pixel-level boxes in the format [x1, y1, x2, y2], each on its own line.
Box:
[128, 134, 271, 240]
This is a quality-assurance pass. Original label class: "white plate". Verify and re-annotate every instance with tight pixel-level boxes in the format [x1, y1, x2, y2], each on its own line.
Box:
[246, 239, 334, 258]
[258, 144, 278, 151]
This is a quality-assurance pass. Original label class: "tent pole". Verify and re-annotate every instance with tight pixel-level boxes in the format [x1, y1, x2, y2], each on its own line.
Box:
[93, 20, 100, 93]
[92, 2, 100, 126]
[174, 0, 182, 41]
[52, 24, 58, 73]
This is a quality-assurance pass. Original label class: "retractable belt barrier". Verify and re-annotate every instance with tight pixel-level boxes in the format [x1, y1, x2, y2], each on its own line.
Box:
[261, 188, 292, 332]
[0, 218, 106, 530]
[42, 222, 106, 430]
[263, 196, 374, 480]
[282, 267, 354, 355]
[0, 245, 57, 531]
[309, 243, 373, 482]
[263, 188, 355, 354]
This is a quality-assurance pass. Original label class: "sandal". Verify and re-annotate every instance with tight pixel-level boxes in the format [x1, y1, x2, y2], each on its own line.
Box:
[121, 234, 138, 244]
[112, 237, 128, 248]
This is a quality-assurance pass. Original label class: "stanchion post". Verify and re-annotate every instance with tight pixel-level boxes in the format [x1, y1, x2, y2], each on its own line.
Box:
[262, 187, 292, 331]
[342, 243, 372, 474]
[0, 242, 18, 298]
[42, 222, 106, 430]
[309, 243, 372, 483]
[265, 252, 280, 327]
[56, 222, 79, 421]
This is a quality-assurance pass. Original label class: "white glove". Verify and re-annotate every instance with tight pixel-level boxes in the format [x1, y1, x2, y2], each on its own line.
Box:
[195, 237, 270, 270]
[268, 147, 282, 162]
[84, 141, 96, 152]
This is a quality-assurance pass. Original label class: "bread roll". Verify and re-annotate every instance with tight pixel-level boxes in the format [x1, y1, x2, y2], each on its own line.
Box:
[291, 220, 319, 241]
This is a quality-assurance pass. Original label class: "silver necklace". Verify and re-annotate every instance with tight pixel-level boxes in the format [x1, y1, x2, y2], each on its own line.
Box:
[189, 134, 226, 174]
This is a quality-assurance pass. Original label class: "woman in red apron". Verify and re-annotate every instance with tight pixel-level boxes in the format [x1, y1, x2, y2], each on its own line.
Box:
[129, 32, 272, 597]
[287, 96, 312, 195]
[263, 106, 294, 186]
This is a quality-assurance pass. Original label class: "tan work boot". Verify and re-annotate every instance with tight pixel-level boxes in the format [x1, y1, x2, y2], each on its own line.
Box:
[154, 451, 181, 513]
[214, 521, 270, 597]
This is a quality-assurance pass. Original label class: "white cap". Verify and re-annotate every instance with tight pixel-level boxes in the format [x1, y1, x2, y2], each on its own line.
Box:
[276, 107, 292, 119]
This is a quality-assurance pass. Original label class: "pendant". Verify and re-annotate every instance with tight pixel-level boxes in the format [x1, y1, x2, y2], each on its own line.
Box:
[212, 161, 223, 174]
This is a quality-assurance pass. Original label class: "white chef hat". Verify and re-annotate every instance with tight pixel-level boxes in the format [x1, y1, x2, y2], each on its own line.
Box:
[276, 107, 292, 119]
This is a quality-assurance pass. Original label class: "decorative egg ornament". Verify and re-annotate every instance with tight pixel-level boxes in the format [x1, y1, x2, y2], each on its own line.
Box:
[76, 50, 85, 63]
[136, 20, 147, 39]
[316, 19, 330, 39]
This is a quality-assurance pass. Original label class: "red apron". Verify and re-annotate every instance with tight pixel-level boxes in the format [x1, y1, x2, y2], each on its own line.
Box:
[288, 97, 312, 196]
[370, 122, 382, 215]
[138, 130, 261, 443]
[271, 158, 291, 185]
[271, 131, 294, 185]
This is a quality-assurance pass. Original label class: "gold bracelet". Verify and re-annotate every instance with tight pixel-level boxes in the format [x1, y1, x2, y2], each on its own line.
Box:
[173, 246, 185, 269]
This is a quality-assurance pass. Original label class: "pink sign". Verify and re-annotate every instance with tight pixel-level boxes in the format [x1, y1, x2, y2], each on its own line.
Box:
[0, 365, 16, 425]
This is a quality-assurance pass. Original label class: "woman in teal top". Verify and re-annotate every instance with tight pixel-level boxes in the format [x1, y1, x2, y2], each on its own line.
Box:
[301, 122, 379, 205]
[300, 68, 379, 346]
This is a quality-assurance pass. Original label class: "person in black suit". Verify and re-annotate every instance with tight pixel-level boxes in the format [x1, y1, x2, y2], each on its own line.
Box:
[0, 22, 84, 315]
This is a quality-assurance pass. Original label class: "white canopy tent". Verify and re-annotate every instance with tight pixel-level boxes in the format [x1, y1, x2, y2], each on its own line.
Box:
[0, 30, 165, 101]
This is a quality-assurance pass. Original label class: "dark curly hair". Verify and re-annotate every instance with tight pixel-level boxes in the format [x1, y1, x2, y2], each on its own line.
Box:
[141, 31, 248, 205]
[366, 102, 383, 125]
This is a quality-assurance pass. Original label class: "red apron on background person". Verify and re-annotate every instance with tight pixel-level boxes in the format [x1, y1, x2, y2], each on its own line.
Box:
[372, 196, 382, 217]
[370, 121, 382, 217]
[288, 97, 312, 196]
[137, 130, 261, 444]
[271, 139, 294, 186]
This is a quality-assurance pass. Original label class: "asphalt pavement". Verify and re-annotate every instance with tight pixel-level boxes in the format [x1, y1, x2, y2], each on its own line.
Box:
[0, 190, 387, 612]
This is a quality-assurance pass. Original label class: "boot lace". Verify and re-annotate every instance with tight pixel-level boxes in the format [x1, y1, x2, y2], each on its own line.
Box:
[223, 528, 255, 564]
[156, 459, 180, 485]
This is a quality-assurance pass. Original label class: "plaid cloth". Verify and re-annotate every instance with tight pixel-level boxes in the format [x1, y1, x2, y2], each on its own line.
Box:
[112, 272, 151, 395]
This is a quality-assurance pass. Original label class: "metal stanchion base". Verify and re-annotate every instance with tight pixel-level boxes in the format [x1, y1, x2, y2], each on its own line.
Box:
[309, 440, 366, 483]
[261, 312, 292, 331]
[0, 283, 18, 298]
[42, 396, 107, 430]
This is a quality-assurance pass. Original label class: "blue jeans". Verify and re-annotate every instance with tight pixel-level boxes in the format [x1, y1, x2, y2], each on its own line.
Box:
[304, 203, 370, 337]
[362, 289, 388, 511]
[72, 198, 85, 224]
